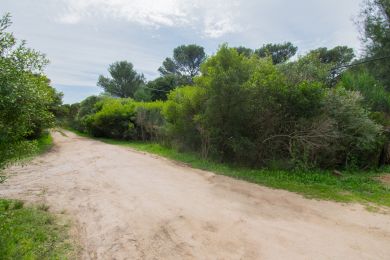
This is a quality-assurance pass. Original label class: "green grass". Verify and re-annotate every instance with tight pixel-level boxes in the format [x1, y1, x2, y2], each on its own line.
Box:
[0, 199, 75, 259]
[64, 127, 390, 208]
[0, 132, 54, 184]
[36, 132, 54, 155]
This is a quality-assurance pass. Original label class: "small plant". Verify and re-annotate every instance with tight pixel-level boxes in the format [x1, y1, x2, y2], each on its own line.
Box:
[1, 200, 10, 211]
[13, 200, 24, 209]
[37, 203, 50, 211]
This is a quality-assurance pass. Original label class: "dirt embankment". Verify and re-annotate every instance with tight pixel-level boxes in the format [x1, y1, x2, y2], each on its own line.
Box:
[1, 130, 390, 259]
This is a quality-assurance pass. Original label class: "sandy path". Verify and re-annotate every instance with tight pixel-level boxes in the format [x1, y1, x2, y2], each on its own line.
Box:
[1, 130, 390, 259]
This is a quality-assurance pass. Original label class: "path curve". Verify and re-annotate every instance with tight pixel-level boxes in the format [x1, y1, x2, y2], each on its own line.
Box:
[1, 130, 390, 259]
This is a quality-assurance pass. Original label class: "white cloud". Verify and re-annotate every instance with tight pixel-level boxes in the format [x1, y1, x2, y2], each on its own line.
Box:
[57, 0, 240, 37]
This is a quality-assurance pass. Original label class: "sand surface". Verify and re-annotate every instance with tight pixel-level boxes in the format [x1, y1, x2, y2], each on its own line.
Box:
[1, 130, 390, 259]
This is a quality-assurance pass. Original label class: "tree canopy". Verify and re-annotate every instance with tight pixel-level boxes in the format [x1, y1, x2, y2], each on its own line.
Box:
[255, 42, 298, 64]
[309, 46, 355, 66]
[98, 61, 145, 98]
[360, 0, 390, 88]
[158, 44, 206, 83]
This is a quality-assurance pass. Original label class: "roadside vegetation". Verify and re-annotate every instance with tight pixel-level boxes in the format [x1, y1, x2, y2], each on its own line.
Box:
[0, 13, 73, 259]
[0, 199, 75, 259]
[59, 0, 390, 207]
[69, 129, 390, 208]
[0, 13, 62, 172]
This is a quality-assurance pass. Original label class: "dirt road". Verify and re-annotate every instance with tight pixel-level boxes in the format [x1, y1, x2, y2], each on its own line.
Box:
[1, 130, 390, 259]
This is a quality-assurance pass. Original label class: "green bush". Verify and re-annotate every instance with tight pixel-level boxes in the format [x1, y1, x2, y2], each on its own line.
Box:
[321, 88, 383, 168]
[163, 86, 206, 153]
[134, 101, 165, 141]
[69, 45, 384, 170]
[0, 14, 58, 169]
[87, 98, 137, 139]
[340, 68, 390, 113]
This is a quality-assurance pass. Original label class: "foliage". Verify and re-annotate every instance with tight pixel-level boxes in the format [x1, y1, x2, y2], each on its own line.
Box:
[279, 51, 334, 86]
[197, 45, 264, 162]
[0, 13, 58, 170]
[69, 45, 384, 170]
[0, 199, 74, 259]
[309, 46, 355, 66]
[340, 67, 390, 113]
[135, 101, 165, 141]
[163, 86, 206, 153]
[255, 42, 298, 64]
[233, 46, 254, 57]
[77, 135, 390, 207]
[76, 97, 165, 142]
[87, 98, 137, 139]
[159, 44, 206, 83]
[319, 88, 383, 168]
[73, 95, 105, 132]
[98, 61, 145, 98]
[359, 0, 390, 89]
[133, 86, 152, 102]
[146, 74, 186, 101]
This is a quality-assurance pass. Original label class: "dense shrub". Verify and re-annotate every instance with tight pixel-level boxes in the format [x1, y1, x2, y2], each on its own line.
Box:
[163, 86, 206, 153]
[135, 101, 165, 141]
[86, 99, 137, 139]
[320, 88, 383, 168]
[71, 45, 384, 170]
[73, 96, 106, 132]
[0, 14, 58, 169]
[340, 68, 390, 113]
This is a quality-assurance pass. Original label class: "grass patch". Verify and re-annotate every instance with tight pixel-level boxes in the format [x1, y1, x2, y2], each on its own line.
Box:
[0, 132, 54, 184]
[68, 129, 390, 208]
[36, 132, 54, 155]
[0, 199, 74, 259]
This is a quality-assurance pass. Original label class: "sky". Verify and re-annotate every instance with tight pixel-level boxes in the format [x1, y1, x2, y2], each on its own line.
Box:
[2, 0, 364, 104]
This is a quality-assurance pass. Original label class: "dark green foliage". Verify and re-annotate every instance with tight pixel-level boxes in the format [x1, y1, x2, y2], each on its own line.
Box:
[340, 67, 390, 113]
[159, 44, 206, 83]
[359, 0, 390, 89]
[98, 61, 145, 98]
[234, 46, 254, 57]
[56, 103, 81, 128]
[133, 86, 152, 102]
[310, 46, 355, 66]
[255, 42, 298, 64]
[197, 45, 258, 162]
[146, 74, 186, 101]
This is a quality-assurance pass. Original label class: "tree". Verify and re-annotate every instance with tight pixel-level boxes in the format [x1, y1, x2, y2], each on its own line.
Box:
[359, 0, 390, 88]
[146, 74, 188, 101]
[308, 46, 355, 84]
[98, 61, 144, 98]
[158, 44, 206, 83]
[255, 42, 298, 64]
[234, 46, 254, 57]
[279, 51, 334, 86]
[0, 13, 58, 169]
[309, 46, 355, 66]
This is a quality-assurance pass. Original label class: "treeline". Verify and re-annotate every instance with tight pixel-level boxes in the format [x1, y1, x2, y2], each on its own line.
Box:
[0, 14, 62, 170]
[62, 42, 388, 169]
[59, 0, 390, 170]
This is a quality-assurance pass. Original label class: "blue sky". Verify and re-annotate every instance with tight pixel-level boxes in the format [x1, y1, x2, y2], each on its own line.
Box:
[3, 0, 363, 103]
